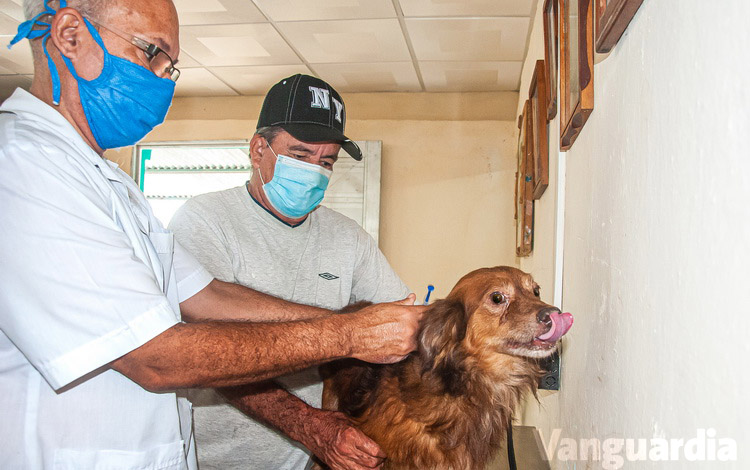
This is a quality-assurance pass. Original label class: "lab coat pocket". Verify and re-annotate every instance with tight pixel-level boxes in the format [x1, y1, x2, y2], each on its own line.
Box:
[53, 440, 187, 470]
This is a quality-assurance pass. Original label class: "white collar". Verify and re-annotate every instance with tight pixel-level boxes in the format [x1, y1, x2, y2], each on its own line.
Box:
[2, 89, 103, 163]
[1, 88, 124, 182]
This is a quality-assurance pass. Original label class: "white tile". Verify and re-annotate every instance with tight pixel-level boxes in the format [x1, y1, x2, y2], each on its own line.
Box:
[420, 61, 522, 91]
[174, 67, 239, 97]
[0, 38, 34, 74]
[0, 0, 25, 22]
[175, 0, 227, 13]
[313, 62, 422, 92]
[255, 0, 396, 21]
[406, 18, 529, 61]
[173, 0, 266, 26]
[208, 64, 313, 95]
[278, 19, 411, 64]
[197, 35, 270, 59]
[180, 24, 301, 66]
[0, 11, 20, 35]
[1, 10, 34, 76]
[399, 0, 534, 17]
[174, 49, 200, 68]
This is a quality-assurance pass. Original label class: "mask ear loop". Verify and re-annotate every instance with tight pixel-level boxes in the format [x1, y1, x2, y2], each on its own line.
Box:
[8, 0, 69, 104]
[257, 165, 266, 186]
[41, 37, 62, 104]
[58, 18, 110, 84]
[257, 139, 278, 186]
[266, 141, 279, 158]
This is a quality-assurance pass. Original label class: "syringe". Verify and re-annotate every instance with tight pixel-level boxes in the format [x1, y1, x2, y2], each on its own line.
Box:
[423, 285, 435, 305]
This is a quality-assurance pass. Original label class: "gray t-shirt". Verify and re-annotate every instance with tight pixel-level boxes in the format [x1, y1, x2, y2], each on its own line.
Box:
[169, 185, 410, 470]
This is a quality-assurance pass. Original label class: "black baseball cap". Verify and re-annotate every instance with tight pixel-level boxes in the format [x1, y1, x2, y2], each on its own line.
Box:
[256, 74, 362, 161]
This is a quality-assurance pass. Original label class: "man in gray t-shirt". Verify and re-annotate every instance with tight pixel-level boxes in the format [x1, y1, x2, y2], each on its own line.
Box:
[170, 74, 410, 470]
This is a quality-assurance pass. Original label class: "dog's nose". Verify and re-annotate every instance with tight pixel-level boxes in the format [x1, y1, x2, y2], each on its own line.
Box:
[537, 308, 559, 328]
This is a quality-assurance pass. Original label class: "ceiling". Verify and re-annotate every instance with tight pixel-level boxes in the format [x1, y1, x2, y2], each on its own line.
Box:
[0, 0, 535, 99]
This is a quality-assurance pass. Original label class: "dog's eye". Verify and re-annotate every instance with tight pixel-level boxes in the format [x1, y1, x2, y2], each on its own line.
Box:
[533, 286, 541, 297]
[491, 292, 507, 304]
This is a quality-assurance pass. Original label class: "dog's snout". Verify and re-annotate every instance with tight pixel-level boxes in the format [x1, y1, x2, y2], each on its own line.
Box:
[537, 307, 559, 327]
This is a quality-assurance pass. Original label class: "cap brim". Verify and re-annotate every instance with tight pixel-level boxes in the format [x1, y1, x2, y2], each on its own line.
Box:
[341, 140, 362, 162]
[279, 123, 363, 161]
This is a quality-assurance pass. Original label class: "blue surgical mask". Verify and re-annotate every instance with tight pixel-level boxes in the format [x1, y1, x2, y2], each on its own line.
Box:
[8, 0, 175, 150]
[260, 146, 332, 219]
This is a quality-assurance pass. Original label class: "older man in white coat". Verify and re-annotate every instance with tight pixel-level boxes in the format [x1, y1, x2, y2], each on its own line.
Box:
[0, 1, 423, 468]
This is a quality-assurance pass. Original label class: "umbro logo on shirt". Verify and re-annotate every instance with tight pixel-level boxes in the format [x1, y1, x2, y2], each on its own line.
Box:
[318, 273, 339, 280]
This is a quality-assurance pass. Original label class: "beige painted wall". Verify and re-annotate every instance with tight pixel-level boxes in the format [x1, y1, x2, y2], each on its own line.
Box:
[516, 0, 749, 467]
[107, 92, 520, 299]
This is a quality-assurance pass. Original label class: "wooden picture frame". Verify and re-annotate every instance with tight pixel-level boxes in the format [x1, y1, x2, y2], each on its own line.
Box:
[514, 114, 522, 223]
[516, 100, 534, 257]
[543, 0, 559, 121]
[595, 0, 644, 53]
[560, 0, 594, 151]
[529, 60, 549, 200]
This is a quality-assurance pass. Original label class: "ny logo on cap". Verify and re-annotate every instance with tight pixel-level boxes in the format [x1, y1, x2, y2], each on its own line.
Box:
[309, 86, 344, 124]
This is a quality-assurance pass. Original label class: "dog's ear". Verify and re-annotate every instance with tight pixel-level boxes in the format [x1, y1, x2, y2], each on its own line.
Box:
[418, 298, 468, 395]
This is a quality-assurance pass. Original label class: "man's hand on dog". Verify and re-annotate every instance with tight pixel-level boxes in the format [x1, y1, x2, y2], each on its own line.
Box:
[347, 294, 426, 364]
[306, 409, 385, 470]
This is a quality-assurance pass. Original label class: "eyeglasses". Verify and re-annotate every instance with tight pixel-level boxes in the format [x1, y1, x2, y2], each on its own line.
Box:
[87, 18, 181, 82]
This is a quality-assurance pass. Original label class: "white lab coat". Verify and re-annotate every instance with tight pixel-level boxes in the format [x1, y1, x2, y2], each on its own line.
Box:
[0, 89, 213, 469]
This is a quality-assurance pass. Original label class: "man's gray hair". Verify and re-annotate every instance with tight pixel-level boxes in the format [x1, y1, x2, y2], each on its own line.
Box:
[23, 0, 106, 21]
[255, 126, 285, 145]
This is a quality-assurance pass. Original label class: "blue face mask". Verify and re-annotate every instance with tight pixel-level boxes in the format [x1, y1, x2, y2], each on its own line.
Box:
[260, 146, 332, 219]
[8, 0, 175, 150]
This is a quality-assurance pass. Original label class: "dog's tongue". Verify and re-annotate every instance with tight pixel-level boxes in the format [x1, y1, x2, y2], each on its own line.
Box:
[536, 312, 574, 342]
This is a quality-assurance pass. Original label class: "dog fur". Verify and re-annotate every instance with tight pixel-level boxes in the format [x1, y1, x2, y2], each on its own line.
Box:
[317, 266, 569, 470]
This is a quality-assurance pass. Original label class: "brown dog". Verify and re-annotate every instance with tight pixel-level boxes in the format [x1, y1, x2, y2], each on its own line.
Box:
[318, 266, 573, 470]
